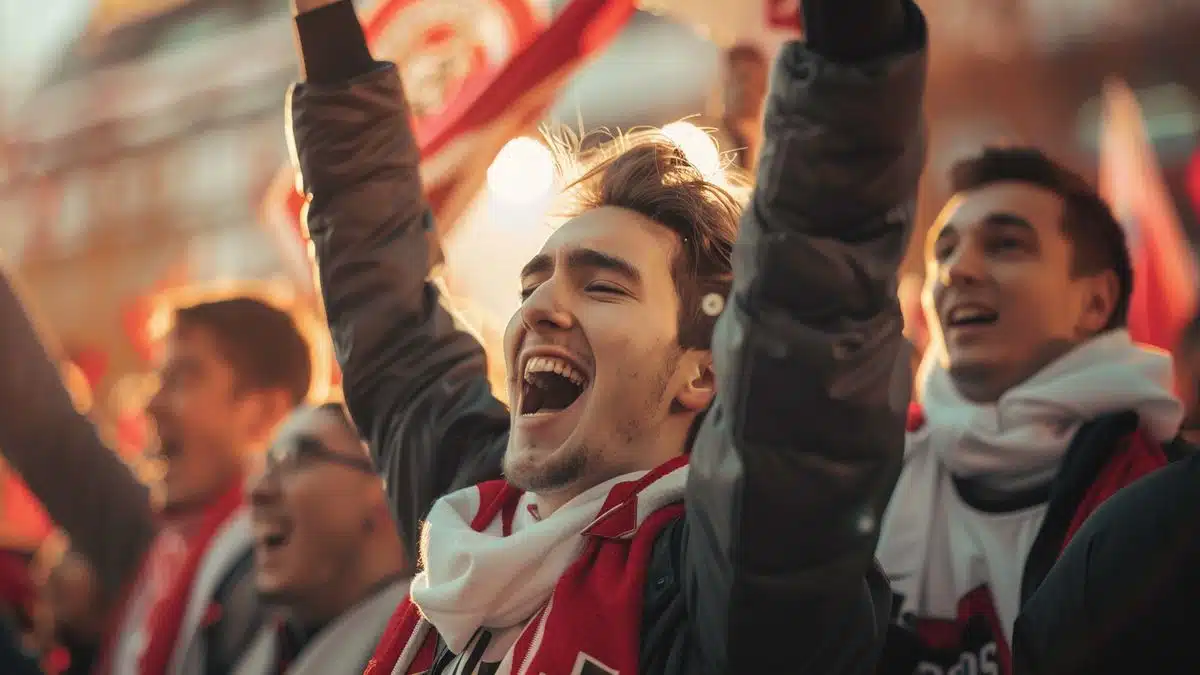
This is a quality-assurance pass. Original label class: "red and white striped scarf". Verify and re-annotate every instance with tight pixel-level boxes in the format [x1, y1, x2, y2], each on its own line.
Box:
[365, 456, 688, 675]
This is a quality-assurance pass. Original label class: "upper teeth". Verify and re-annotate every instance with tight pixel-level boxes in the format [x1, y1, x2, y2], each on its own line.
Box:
[524, 356, 586, 387]
[950, 306, 991, 323]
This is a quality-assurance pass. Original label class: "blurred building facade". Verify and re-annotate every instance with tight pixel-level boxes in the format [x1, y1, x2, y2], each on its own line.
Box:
[0, 0, 1197, 417]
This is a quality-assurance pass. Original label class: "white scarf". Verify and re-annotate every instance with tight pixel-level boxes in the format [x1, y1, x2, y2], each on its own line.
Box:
[877, 330, 1181, 639]
[914, 329, 1182, 490]
[409, 466, 688, 662]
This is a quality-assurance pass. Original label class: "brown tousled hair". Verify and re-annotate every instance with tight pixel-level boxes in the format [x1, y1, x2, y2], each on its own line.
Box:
[173, 297, 313, 405]
[553, 131, 745, 350]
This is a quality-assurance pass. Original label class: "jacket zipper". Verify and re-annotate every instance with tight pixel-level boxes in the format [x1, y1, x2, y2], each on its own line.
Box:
[517, 593, 555, 675]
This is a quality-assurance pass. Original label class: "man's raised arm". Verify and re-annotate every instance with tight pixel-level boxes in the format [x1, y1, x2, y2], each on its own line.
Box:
[682, 0, 926, 672]
[0, 265, 156, 603]
[289, 0, 508, 557]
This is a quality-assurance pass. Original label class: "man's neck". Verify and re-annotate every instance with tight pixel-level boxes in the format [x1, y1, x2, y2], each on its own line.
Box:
[532, 419, 694, 517]
[295, 562, 405, 628]
[949, 338, 1082, 404]
[533, 457, 684, 518]
[533, 476, 625, 519]
[160, 472, 246, 530]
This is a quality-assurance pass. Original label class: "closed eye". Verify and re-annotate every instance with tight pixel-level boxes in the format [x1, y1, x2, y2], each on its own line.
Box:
[932, 240, 955, 263]
[987, 236, 1028, 255]
[519, 285, 539, 302]
[585, 282, 628, 296]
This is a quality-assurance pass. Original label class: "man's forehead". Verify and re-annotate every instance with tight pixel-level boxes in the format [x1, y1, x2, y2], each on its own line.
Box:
[160, 325, 221, 364]
[932, 181, 1064, 238]
[272, 407, 364, 458]
[539, 206, 677, 261]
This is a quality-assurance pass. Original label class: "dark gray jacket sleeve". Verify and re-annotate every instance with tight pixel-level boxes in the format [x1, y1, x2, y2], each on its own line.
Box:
[682, 13, 926, 674]
[289, 69, 509, 561]
[0, 267, 157, 601]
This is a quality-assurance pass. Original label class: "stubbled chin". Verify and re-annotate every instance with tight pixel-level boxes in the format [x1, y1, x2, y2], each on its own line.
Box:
[502, 441, 552, 474]
[945, 342, 1002, 367]
[254, 574, 289, 602]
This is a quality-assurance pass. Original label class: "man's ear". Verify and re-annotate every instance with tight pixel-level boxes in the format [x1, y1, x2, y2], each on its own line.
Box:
[239, 388, 296, 446]
[675, 351, 716, 413]
[1076, 269, 1120, 337]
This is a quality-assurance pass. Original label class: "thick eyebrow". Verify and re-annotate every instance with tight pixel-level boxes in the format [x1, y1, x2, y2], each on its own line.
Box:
[980, 211, 1037, 233]
[933, 211, 1036, 246]
[519, 253, 554, 281]
[518, 248, 642, 285]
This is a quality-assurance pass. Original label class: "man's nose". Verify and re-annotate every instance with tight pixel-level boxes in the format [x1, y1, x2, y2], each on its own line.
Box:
[248, 464, 281, 506]
[939, 241, 986, 287]
[145, 386, 166, 422]
[519, 281, 574, 333]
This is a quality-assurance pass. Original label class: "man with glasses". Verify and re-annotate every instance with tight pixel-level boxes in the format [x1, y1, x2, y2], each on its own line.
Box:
[235, 403, 409, 675]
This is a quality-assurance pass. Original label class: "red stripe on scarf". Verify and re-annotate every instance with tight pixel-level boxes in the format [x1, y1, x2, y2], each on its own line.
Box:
[366, 456, 688, 674]
[93, 479, 245, 675]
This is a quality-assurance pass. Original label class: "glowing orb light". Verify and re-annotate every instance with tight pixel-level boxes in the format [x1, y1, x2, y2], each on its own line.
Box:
[662, 121, 722, 178]
[487, 137, 556, 205]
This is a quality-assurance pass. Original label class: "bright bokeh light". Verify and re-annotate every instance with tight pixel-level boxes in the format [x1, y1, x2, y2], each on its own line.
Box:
[662, 121, 722, 178]
[487, 137, 556, 205]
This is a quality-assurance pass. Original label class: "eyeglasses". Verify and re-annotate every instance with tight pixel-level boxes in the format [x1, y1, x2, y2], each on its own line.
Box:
[264, 435, 376, 477]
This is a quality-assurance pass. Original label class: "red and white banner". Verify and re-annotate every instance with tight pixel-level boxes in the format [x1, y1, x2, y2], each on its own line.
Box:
[1099, 78, 1199, 353]
[263, 0, 639, 289]
[764, 0, 802, 31]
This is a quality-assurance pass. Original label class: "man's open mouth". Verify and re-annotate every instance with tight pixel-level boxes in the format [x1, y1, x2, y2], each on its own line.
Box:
[946, 304, 998, 328]
[519, 356, 589, 416]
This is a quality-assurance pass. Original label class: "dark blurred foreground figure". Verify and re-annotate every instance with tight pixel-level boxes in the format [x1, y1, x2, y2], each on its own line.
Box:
[1012, 446, 1200, 675]
[0, 548, 40, 675]
[0, 613, 42, 675]
[234, 404, 409, 674]
[876, 147, 1186, 675]
[0, 268, 312, 675]
[37, 550, 105, 675]
[287, 0, 926, 671]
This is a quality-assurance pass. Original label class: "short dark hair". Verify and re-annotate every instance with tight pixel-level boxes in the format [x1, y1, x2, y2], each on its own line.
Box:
[563, 135, 741, 350]
[948, 146, 1133, 331]
[173, 297, 312, 405]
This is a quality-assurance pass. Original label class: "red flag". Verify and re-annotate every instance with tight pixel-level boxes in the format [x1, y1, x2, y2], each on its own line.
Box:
[1099, 79, 1199, 353]
[264, 0, 638, 288]
[765, 0, 802, 31]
